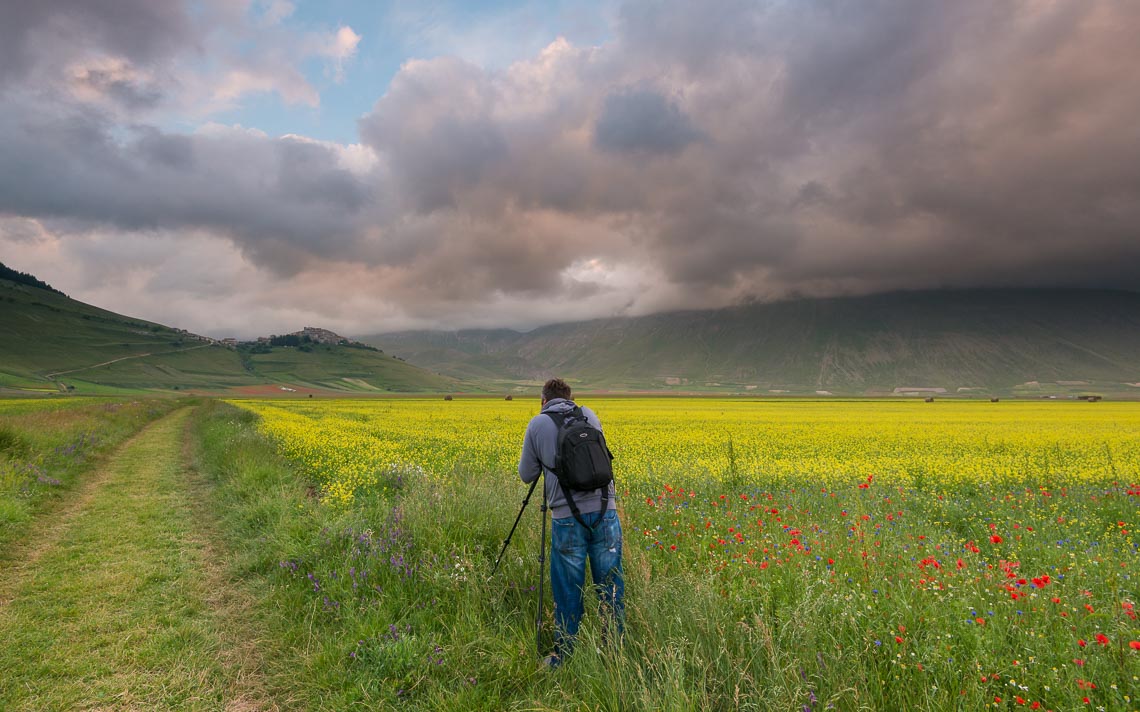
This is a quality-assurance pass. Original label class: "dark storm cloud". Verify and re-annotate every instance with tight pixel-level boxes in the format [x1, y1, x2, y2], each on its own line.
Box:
[0, 0, 192, 89]
[3, 0, 1140, 333]
[594, 89, 701, 155]
[616, 0, 764, 74]
[0, 103, 370, 273]
[351, 0, 1140, 314]
[358, 57, 509, 213]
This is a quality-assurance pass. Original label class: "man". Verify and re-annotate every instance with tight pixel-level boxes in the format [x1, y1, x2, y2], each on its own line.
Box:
[518, 378, 624, 667]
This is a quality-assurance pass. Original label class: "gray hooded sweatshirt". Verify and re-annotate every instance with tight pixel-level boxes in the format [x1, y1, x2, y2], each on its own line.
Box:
[518, 398, 617, 520]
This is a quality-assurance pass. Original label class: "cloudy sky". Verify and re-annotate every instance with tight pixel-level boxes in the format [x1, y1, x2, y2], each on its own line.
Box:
[1, 0, 1138, 338]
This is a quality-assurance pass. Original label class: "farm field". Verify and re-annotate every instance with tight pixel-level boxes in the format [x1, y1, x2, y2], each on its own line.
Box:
[222, 397, 1140, 710]
[1, 396, 1137, 710]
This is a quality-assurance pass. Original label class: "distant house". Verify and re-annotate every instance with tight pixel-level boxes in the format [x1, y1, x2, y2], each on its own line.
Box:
[893, 387, 947, 395]
[220, 338, 238, 347]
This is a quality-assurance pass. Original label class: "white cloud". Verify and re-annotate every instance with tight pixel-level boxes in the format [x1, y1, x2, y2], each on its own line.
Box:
[212, 66, 320, 108]
[259, 0, 295, 25]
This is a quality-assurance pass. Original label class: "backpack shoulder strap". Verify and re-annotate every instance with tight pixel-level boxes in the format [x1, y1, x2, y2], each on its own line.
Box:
[542, 411, 567, 473]
[544, 410, 568, 427]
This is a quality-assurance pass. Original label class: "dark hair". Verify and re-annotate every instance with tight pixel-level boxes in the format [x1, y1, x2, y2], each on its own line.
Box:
[542, 378, 572, 402]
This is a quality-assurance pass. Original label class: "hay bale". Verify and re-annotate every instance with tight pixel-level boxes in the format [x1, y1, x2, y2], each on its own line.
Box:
[505, 395, 513, 401]
[443, 394, 453, 401]
[990, 397, 999, 403]
[924, 396, 935, 403]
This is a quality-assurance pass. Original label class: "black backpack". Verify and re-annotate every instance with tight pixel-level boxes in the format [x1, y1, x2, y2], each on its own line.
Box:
[545, 406, 614, 528]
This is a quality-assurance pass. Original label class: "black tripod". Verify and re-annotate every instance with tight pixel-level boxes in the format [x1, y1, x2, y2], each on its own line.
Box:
[490, 477, 549, 658]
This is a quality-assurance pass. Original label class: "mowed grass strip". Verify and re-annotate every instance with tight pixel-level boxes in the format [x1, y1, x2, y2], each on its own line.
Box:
[0, 407, 268, 711]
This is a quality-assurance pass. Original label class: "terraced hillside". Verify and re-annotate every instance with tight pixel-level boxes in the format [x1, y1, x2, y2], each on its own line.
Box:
[0, 274, 460, 394]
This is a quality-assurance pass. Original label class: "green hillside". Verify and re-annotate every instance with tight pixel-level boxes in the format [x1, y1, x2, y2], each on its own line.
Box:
[0, 275, 460, 394]
[362, 289, 1140, 396]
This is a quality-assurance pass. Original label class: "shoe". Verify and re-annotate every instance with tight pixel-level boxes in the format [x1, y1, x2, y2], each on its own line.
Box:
[542, 654, 562, 670]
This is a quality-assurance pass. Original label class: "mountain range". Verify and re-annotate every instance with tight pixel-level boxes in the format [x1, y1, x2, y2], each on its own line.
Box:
[362, 289, 1140, 396]
[3, 261, 1138, 396]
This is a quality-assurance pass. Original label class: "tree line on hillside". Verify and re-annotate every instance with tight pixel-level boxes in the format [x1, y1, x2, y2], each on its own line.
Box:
[240, 334, 382, 354]
[0, 262, 65, 296]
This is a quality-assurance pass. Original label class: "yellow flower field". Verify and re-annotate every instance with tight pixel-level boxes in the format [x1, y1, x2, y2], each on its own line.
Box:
[230, 398, 1140, 506]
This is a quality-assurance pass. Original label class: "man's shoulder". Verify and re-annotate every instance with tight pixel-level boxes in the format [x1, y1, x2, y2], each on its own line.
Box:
[527, 412, 557, 428]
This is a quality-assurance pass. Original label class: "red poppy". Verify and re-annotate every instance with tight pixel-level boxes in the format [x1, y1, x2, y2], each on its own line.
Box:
[1130, 640, 1140, 650]
[990, 535, 1003, 544]
[1095, 633, 1109, 646]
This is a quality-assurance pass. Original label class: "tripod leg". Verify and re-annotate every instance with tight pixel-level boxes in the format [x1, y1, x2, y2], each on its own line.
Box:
[490, 477, 539, 577]
[536, 483, 548, 658]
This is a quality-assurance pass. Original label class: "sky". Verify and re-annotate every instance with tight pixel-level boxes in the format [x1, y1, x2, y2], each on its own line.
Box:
[1, 0, 1138, 339]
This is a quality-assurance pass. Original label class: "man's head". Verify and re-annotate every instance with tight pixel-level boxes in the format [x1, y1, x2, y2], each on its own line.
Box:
[542, 378, 572, 403]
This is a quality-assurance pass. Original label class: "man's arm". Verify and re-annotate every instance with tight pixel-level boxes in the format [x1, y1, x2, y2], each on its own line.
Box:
[518, 418, 542, 484]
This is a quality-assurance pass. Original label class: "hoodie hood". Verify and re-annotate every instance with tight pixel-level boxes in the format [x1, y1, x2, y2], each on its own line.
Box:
[541, 398, 577, 415]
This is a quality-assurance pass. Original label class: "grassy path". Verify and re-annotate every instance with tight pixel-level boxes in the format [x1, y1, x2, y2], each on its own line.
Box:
[0, 407, 274, 711]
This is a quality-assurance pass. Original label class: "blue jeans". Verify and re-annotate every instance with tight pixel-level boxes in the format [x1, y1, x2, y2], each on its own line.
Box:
[549, 509, 625, 656]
